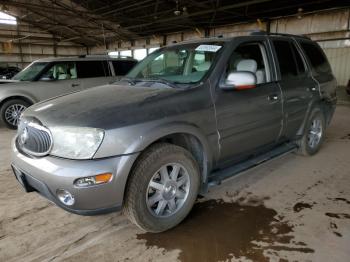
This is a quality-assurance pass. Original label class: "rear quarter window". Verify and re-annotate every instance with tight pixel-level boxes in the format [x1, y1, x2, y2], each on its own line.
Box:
[112, 60, 137, 76]
[299, 41, 331, 75]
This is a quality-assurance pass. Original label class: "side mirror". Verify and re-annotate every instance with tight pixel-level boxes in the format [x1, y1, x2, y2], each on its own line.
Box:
[220, 71, 257, 90]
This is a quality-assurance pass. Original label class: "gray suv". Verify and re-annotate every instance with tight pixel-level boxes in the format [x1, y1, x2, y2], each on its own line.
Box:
[0, 55, 137, 129]
[11, 33, 336, 232]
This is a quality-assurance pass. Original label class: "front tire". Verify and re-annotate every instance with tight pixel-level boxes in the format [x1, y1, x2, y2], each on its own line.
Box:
[297, 107, 326, 156]
[123, 143, 200, 232]
[0, 99, 30, 129]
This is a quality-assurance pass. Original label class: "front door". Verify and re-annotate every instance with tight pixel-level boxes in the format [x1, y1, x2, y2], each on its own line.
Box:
[214, 39, 283, 166]
[33, 61, 83, 101]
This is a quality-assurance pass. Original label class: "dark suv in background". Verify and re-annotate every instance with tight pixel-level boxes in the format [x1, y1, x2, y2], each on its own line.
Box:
[0, 55, 137, 129]
[12, 32, 336, 232]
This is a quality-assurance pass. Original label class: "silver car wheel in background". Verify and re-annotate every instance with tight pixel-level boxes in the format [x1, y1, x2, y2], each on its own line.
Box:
[4, 104, 27, 127]
[146, 163, 190, 218]
[307, 118, 323, 149]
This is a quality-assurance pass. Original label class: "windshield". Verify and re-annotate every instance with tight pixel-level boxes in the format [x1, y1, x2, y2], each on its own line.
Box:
[12, 62, 48, 81]
[126, 42, 224, 85]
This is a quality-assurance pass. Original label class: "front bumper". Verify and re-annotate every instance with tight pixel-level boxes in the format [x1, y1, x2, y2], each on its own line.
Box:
[11, 142, 139, 215]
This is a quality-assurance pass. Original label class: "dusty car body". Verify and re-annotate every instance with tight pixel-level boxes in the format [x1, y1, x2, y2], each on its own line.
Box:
[11, 33, 336, 232]
[0, 55, 137, 129]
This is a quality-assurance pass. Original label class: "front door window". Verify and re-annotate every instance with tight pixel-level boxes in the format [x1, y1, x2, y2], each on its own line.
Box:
[40, 62, 77, 81]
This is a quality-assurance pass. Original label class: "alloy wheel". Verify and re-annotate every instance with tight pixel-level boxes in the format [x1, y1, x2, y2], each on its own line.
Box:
[307, 117, 323, 149]
[4, 104, 27, 127]
[146, 163, 190, 218]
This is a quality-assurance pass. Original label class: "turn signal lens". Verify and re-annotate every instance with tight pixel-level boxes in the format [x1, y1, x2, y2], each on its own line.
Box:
[95, 173, 112, 183]
[74, 173, 113, 187]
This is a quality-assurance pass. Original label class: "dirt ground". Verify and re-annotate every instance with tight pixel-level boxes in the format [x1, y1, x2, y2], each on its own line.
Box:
[0, 105, 350, 262]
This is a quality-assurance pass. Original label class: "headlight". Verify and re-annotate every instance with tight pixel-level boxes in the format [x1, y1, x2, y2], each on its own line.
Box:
[50, 127, 104, 159]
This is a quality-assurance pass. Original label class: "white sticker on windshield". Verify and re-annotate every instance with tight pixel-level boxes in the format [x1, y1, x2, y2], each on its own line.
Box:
[195, 44, 222, 52]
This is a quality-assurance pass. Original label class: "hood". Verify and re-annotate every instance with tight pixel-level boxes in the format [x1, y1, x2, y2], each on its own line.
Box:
[24, 84, 181, 129]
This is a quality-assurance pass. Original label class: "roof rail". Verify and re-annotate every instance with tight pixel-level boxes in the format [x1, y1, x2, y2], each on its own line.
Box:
[250, 31, 311, 39]
[201, 30, 265, 39]
[109, 55, 134, 59]
[78, 54, 110, 58]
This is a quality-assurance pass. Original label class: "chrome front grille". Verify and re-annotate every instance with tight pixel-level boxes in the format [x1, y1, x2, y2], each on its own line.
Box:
[17, 121, 52, 157]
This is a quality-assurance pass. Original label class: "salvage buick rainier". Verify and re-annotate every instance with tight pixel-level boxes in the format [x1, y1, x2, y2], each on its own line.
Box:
[12, 32, 336, 232]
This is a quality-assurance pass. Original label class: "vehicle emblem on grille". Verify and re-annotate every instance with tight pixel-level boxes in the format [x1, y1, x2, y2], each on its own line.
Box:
[19, 127, 29, 146]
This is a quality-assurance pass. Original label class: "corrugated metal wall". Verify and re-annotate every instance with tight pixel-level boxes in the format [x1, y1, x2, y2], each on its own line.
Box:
[324, 48, 350, 86]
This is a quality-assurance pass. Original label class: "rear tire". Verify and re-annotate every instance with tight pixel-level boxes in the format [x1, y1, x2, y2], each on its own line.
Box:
[0, 99, 30, 129]
[296, 107, 326, 156]
[123, 143, 200, 233]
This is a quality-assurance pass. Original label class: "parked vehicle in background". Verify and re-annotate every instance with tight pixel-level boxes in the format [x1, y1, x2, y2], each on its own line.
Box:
[11, 32, 336, 232]
[0, 55, 137, 128]
[0, 66, 21, 81]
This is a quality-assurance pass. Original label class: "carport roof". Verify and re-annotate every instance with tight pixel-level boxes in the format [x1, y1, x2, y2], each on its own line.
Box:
[0, 0, 349, 46]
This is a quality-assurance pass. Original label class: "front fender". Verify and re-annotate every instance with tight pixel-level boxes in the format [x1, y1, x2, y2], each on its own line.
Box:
[95, 121, 213, 163]
[0, 89, 37, 105]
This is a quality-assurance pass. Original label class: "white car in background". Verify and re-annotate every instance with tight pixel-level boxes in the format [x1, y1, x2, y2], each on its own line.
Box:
[0, 55, 137, 129]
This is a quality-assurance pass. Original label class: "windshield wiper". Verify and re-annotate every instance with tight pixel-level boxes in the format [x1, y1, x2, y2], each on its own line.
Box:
[122, 77, 178, 88]
[140, 77, 178, 88]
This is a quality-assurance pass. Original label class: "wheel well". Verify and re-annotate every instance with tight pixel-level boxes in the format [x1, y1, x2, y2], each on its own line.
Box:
[151, 133, 208, 186]
[0, 96, 34, 109]
[297, 100, 332, 136]
[320, 99, 334, 126]
[123, 133, 209, 206]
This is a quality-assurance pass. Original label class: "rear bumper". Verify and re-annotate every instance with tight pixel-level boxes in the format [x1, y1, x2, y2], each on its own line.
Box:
[11, 141, 139, 215]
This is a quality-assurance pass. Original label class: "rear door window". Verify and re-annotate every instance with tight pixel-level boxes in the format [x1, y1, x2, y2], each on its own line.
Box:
[299, 41, 331, 75]
[272, 40, 299, 79]
[112, 60, 137, 76]
[76, 61, 110, 78]
[291, 43, 306, 75]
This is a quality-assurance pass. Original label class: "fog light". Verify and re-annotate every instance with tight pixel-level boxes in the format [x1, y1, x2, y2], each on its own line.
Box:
[74, 173, 113, 187]
[56, 189, 75, 206]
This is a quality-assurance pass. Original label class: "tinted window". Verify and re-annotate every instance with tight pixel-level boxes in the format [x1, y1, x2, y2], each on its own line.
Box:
[76, 61, 109, 78]
[273, 40, 298, 79]
[300, 42, 331, 74]
[112, 60, 137, 75]
[291, 43, 306, 74]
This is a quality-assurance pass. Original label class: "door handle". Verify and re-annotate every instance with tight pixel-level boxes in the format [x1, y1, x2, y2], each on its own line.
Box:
[307, 87, 317, 91]
[267, 94, 279, 102]
[71, 83, 80, 87]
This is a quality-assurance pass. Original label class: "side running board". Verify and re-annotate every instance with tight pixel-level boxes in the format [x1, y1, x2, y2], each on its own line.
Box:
[208, 143, 297, 187]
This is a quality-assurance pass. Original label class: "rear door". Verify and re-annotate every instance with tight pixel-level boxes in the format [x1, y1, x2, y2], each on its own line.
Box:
[270, 37, 316, 140]
[214, 37, 283, 166]
[297, 40, 336, 111]
[76, 60, 115, 89]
